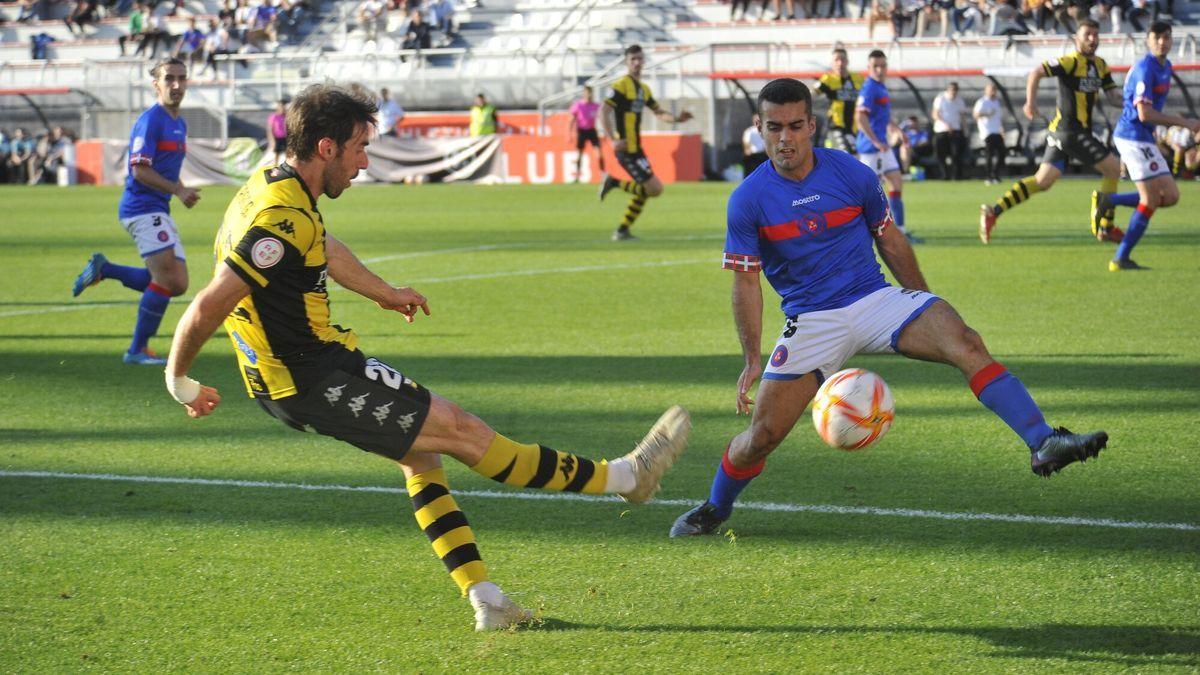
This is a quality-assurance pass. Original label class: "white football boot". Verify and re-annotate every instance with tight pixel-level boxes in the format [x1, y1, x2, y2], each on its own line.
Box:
[618, 405, 691, 504]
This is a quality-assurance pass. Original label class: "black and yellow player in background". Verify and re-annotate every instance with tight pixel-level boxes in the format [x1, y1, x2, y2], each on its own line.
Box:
[979, 19, 1124, 244]
[597, 44, 693, 241]
[163, 84, 691, 632]
[815, 48, 865, 154]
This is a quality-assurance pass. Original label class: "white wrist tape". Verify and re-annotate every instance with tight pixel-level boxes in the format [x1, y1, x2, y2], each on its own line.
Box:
[166, 373, 201, 404]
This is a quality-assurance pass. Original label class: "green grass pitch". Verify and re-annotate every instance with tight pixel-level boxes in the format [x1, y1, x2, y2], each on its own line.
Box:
[1, 177, 1197, 672]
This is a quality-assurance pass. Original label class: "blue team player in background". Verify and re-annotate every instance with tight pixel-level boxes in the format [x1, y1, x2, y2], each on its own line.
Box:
[670, 78, 1108, 537]
[73, 56, 201, 365]
[854, 49, 921, 244]
[1106, 21, 1199, 271]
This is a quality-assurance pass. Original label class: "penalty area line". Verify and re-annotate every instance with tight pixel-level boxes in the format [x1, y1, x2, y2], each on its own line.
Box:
[1, 470, 1196, 533]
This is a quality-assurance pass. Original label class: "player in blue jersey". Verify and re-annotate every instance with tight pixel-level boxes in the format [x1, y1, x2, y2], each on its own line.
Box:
[1107, 22, 1200, 271]
[670, 78, 1108, 537]
[71, 57, 201, 365]
[855, 50, 921, 244]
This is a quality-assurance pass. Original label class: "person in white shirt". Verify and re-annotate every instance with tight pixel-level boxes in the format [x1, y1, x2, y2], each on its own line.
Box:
[357, 0, 384, 43]
[931, 81, 968, 180]
[376, 87, 406, 137]
[973, 82, 1006, 185]
[742, 124, 767, 176]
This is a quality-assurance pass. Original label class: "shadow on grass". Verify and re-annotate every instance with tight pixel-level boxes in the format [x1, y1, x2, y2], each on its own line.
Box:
[527, 620, 1200, 666]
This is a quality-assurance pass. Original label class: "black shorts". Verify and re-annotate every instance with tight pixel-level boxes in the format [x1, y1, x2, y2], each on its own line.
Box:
[616, 150, 655, 184]
[823, 127, 857, 155]
[257, 353, 432, 461]
[272, 136, 288, 154]
[1042, 129, 1110, 168]
[576, 128, 600, 150]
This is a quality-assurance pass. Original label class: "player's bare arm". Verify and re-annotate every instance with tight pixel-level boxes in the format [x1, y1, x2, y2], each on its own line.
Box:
[875, 224, 929, 291]
[731, 270, 763, 415]
[857, 109, 887, 151]
[1135, 102, 1200, 132]
[1023, 67, 1045, 120]
[131, 163, 201, 208]
[326, 233, 429, 322]
[652, 105, 693, 124]
[164, 265, 251, 416]
[599, 103, 624, 153]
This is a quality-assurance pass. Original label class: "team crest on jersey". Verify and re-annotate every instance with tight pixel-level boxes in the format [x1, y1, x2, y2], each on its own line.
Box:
[251, 237, 284, 268]
[132, 136, 145, 153]
[324, 383, 348, 406]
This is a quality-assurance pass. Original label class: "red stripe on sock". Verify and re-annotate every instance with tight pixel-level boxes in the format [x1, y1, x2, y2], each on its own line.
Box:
[1136, 203, 1155, 218]
[888, 191, 901, 199]
[721, 448, 764, 480]
[146, 282, 173, 297]
[969, 362, 1008, 398]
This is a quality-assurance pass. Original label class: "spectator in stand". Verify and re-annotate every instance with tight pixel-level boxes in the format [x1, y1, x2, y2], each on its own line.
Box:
[266, 99, 288, 164]
[376, 88, 405, 137]
[742, 122, 767, 175]
[568, 86, 604, 181]
[730, 0, 751, 21]
[16, 0, 40, 22]
[140, 8, 173, 58]
[233, 0, 256, 44]
[252, 0, 280, 47]
[30, 32, 56, 59]
[931, 81, 968, 180]
[757, 0, 794, 21]
[898, 115, 932, 172]
[174, 17, 206, 69]
[200, 19, 235, 77]
[64, 0, 99, 37]
[219, 0, 238, 26]
[951, 0, 983, 34]
[973, 82, 1006, 184]
[989, 0, 1030, 34]
[402, 9, 431, 50]
[825, 0, 847, 18]
[38, 126, 76, 185]
[0, 130, 9, 183]
[118, 3, 146, 56]
[6, 129, 33, 184]
[26, 129, 51, 184]
[357, 0, 385, 43]
[427, 0, 457, 41]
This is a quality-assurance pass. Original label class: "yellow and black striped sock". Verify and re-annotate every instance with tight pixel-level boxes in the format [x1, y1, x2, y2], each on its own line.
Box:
[620, 195, 647, 230]
[620, 180, 647, 199]
[994, 176, 1041, 215]
[1173, 151, 1184, 176]
[407, 468, 488, 595]
[470, 433, 608, 494]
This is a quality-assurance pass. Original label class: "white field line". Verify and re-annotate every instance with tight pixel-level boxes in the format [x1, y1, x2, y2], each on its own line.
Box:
[7, 244, 719, 319]
[2, 470, 1196, 533]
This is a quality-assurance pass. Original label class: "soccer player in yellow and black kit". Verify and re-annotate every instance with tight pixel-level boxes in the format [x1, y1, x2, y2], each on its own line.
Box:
[162, 84, 691, 632]
[979, 19, 1124, 244]
[597, 44, 693, 241]
[815, 48, 864, 155]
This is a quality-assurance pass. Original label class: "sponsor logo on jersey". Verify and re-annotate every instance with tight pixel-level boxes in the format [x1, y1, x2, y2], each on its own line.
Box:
[230, 330, 258, 365]
[792, 195, 821, 206]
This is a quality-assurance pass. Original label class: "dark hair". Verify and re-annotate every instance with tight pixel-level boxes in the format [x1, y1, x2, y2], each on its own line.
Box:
[1149, 20, 1172, 35]
[948, 81, 958, 89]
[286, 84, 378, 162]
[1078, 17, 1099, 30]
[149, 57, 186, 79]
[867, 49, 886, 60]
[624, 44, 643, 56]
[832, 47, 847, 58]
[756, 78, 813, 115]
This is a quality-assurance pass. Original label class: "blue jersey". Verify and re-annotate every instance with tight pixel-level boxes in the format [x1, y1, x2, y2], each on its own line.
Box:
[1115, 53, 1172, 143]
[723, 148, 892, 316]
[854, 76, 891, 154]
[118, 103, 187, 219]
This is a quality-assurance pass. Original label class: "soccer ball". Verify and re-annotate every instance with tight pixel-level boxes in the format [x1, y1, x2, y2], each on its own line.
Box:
[811, 368, 895, 450]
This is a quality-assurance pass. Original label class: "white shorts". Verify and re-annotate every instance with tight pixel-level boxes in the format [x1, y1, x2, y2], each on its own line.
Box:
[121, 212, 185, 259]
[763, 286, 941, 382]
[1113, 137, 1170, 182]
[857, 149, 901, 177]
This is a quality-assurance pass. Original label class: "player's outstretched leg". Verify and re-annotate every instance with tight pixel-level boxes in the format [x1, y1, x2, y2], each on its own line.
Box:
[73, 253, 155, 297]
[980, 176, 1043, 243]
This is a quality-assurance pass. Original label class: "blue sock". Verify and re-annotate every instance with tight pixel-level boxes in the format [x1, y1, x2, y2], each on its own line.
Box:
[129, 284, 171, 355]
[707, 447, 764, 518]
[1109, 191, 1140, 208]
[971, 363, 1053, 450]
[1114, 204, 1152, 261]
[888, 191, 905, 228]
[102, 261, 151, 292]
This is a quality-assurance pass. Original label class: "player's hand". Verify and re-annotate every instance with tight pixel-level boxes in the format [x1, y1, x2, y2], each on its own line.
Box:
[735, 362, 762, 415]
[183, 385, 221, 418]
[378, 286, 430, 323]
[612, 138, 627, 153]
[1023, 102, 1038, 121]
[873, 140, 888, 153]
[176, 185, 201, 208]
[677, 110, 694, 123]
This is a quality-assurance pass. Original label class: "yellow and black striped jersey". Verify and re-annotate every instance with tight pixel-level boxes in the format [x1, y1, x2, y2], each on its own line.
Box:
[816, 71, 865, 132]
[604, 75, 660, 153]
[1042, 52, 1117, 133]
[216, 163, 359, 400]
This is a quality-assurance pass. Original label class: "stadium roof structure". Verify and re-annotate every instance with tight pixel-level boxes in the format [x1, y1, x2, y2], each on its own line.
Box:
[0, 86, 102, 131]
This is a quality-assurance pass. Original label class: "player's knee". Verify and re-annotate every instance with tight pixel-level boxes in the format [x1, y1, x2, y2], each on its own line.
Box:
[1160, 186, 1180, 208]
[747, 421, 787, 457]
[646, 182, 664, 197]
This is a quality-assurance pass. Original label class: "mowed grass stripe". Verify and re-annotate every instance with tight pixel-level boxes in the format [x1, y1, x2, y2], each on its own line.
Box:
[5, 470, 1196, 532]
